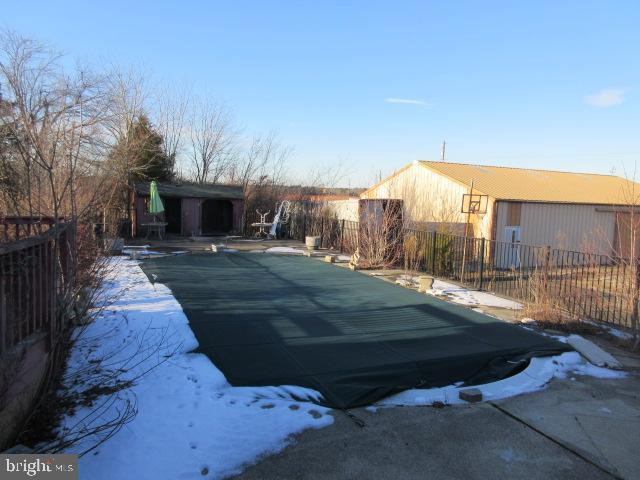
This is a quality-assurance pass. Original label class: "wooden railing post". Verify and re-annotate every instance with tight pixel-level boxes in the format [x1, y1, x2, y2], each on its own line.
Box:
[49, 238, 56, 351]
[0, 220, 73, 354]
[0, 257, 6, 355]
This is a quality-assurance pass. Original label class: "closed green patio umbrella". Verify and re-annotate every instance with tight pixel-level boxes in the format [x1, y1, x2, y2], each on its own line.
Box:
[149, 180, 165, 221]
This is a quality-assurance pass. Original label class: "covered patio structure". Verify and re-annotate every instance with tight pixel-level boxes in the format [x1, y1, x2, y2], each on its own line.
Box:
[132, 182, 244, 237]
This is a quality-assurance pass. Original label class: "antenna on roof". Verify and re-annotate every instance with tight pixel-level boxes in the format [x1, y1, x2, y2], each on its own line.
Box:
[440, 140, 446, 162]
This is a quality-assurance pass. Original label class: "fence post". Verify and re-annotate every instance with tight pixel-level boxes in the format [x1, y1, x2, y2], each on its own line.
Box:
[47, 239, 55, 351]
[339, 219, 345, 253]
[478, 237, 486, 291]
[431, 230, 437, 275]
[543, 245, 551, 294]
[302, 214, 307, 240]
[632, 258, 640, 332]
[0, 260, 6, 355]
[60, 226, 69, 288]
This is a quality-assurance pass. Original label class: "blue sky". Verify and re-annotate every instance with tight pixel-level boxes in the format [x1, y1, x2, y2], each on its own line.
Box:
[4, 1, 640, 186]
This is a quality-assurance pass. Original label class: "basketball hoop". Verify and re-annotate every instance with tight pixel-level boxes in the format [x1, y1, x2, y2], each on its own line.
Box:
[461, 194, 488, 214]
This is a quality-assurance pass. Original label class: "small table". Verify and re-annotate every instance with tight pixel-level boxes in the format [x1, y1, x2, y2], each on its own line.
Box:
[251, 222, 273, 238]
[142, 222, 168, 240]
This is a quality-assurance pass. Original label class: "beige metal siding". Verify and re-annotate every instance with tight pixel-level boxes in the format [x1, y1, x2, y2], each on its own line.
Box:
[363, 162, 467, 226]
[327, 199, 359, 222]
[363, 162, 496, 237]
[495, 201, 616, 254]
[478, 197, 495, 239]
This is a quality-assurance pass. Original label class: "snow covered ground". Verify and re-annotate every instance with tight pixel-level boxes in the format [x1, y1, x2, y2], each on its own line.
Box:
[372, 351, 625, 409]
[393, 276, 522, 309]
[58, 258, 332, 480]
[429, 279, 523, 309]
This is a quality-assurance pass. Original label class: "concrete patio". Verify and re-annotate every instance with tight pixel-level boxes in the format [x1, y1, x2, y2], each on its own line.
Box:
[236, 372, 640, 480]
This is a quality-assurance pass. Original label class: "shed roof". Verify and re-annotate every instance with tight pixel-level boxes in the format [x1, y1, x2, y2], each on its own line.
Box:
[417, 161, 639, 205]
[134, 182, 243, 200]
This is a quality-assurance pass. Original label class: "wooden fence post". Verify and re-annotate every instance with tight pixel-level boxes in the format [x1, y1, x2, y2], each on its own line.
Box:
[339, 219, 345, 253]
[0, 258, 6, 355]
[49, 238, 56, 351]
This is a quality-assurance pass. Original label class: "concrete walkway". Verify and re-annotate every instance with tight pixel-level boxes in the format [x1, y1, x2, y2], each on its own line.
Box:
[236, 374, 639, 480]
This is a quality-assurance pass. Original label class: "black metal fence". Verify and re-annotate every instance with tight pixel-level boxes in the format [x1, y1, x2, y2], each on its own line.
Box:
[257, 212, 637, 330]
[400, 230, 637, 329]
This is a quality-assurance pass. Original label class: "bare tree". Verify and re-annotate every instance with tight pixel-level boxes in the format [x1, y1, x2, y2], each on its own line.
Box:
[154, 85, 189, 176]
[356, 200, 404, 269]
[224, 132, 291, 232]
[0, 30, 111, 224]
[101, 67, 151, 226]
[609, 167, 640, 346]
[188, 99, 236, 184]
[229, 133, 289, 189]
[0, 31, 134, 448]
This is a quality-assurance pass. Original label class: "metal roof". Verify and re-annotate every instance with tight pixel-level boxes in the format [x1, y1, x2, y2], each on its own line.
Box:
[134, 182, 243, 199]
[419, 161, 640, 205]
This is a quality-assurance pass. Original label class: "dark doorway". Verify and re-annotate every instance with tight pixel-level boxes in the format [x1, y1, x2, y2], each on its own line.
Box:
[201, 199, 233, 234]
[164, 197, 182, 234]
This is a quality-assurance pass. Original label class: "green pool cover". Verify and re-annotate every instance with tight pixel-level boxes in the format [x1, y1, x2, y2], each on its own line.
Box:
[141, 252, 571, 408]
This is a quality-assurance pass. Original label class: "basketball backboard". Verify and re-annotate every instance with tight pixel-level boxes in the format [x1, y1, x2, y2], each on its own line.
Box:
[461, 194, 488, 214]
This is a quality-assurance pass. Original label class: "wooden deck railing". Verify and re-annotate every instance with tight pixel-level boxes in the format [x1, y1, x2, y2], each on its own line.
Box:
[0, 216, 64, 242]
[0, 219, 76, 355]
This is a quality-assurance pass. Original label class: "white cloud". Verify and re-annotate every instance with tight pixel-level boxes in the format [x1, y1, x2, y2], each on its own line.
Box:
[384, 97, 429, 106]
[584, 88, 626, 108]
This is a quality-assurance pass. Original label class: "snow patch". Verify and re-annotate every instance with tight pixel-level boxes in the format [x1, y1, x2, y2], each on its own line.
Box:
[375, 351, 625, 407]
[394, 274, 421, 288]
[122, 249, 165, 257]
[428, 279, 523, 309]
[59, 258, 332, 479]
[581, 319, 635, 340]
[265, 247, 305, 255]
[211, 246, 239, 253]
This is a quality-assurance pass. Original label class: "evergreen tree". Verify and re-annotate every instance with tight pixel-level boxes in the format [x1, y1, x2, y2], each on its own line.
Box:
[113, 115, 174, 183]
